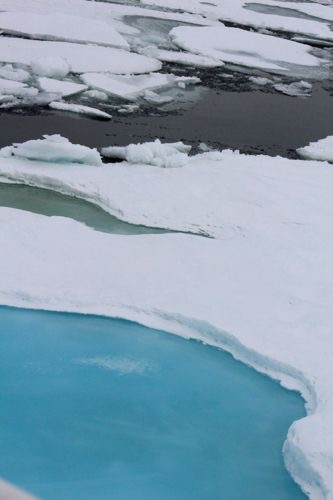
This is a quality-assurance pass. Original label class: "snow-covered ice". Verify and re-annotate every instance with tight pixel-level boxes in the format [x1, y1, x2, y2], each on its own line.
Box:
[0, 146, 333, 499]
[273, 81, 313, 97]
[170, 25, 327, 75]
[0, 64, 30, 83]
[37, 78, 87, 98]
[142, 0, 333, 44]
[297, 135, 333, 162]
[0, 135, 102, 166]
[0, 38, 161, 75]
[101, 139, 191, 167]
[49, 101, 112, 120]
[0, 12, 129, 50]
[81, 72, 198, 101]
[31, 56, 70, 78]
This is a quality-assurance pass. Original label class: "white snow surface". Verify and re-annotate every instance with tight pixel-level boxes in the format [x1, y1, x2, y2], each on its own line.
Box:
[170, 25, 326, 75]
[0, 148, 333, 499]
[0, 12, 129, 50]
[0, 38, 161, 75]
[0, 135, 102, 165]
[297, 135, 333, 162]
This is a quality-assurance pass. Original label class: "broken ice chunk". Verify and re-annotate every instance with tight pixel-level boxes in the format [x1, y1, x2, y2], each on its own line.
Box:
[31, 56, 70, 78]
[0, 134, 102, 166]
[143, 90, 173, 104]
[49, 101, 112, 120]
[81, 72, 199, 102]
[101, 139, 191, 168]
[0, 64, 30, 83]
[273, 80, 312, 97]
[297, 136, 333, 162]
[37, 78, 87, 98]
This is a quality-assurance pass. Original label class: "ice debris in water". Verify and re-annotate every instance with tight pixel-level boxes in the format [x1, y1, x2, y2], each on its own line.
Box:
[249, 76, 273, 86]
[273, 80, 312, 97]
[297, 136, 333, 163]
[82, 90, 109, 102]
[0, 134, 102, 166]
[0, 64, 30, 83]
[31, 56, 70, 78]
[49, 101, 112, 120]
[101, 139, 191, 168]
[37, 78, 87, 98]
[143, 90, 173, 104]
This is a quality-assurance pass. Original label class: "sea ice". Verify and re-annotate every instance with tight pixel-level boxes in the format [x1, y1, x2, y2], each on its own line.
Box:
[37, 78, 87, 98]
[31, 56, 70, 78]
[297, 135, 333, 162]
[143, 90, 173, 105]
[81, 72, 197, 101]
[273, 81, 313, 97]
[101, 139, 191, 167]
[0, 38, 161, 75]
[49, 102, 112, 120]
[0, 135, 102, 166]
[0, 12, 129, 50]
[82, 90, 109, 102]
[0, 78, 38, 98]
[0, 64, 30, 83]
[170, 25, 325, 75]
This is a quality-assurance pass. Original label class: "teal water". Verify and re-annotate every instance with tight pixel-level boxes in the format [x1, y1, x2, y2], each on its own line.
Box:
[0, 307, 306, 500]
[0, 183, 166, 235]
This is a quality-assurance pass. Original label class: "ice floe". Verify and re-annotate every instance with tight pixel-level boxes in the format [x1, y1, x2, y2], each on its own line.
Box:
[0, 38, 161, 75]
[273, 80, 313, 97]
[0, 64, 30, 83]
[142, 0, 333, 44]
[49, 102, 112, 120]
[0, 12, 129, 50]
[37, 78, 87, 98]
[297, 135, 333, 162]
[0, 146, 333, 498]
[170, 25, 327, 75]
[0, 135, 102, 166]
[101, 139, 191, 167]
[81, 72, 199, 101]
[31, 56, 70, 78]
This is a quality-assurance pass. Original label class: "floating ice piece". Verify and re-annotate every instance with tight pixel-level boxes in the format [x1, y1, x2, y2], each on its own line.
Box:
[0, 64, 30, 82]
[82, 90, 109, 102]
[0, 78, 38, 98]
[37, 78, 87, 98]
[140, 46, 222, 68]
[249, 76, 273, 86]
[49, 101, 112, 120]
[297, 136, 333, 162]
[31, 56, 70, 78]
[0, 12, 129, 50]
[81, 72, 195, 101]
[273, 81, 312, 97]
[101, 139, 191, 168]
[0, 135, 102, 165]
[0, 37, 161, 75]
[170, 25, 324, 75]
[143, 90, 173, 105]
[118, 104, 140, 114]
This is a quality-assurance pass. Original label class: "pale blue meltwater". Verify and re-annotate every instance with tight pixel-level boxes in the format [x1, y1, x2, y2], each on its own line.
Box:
[0, 307, 306, 499]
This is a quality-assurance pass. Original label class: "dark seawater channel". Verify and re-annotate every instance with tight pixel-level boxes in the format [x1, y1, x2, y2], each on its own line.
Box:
[0, 83, 333, 158]
[0, 306, 306, 500]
